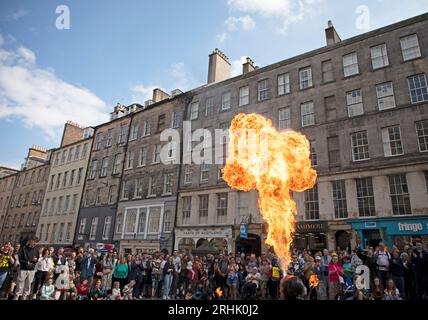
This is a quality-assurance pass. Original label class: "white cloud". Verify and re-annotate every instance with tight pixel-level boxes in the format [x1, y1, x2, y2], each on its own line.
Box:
[225, 15, 256, 31]
[0, 38, 109, 141]
[130, 62, 200, 104]
[230, 56, 249, 77]
[130, 84, 160, 103]
[216, 15, 256, 44]
[16, 46, 36, 64]
[227, 0, 292, 17]
[216, 32, 228, 44]
[5, 9, 30, 21]
[170, 62, 193, 90]
[227, 0, 322, 34]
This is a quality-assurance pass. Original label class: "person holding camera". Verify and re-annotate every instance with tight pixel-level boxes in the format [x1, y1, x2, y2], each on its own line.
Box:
[14, 236, 39, 300]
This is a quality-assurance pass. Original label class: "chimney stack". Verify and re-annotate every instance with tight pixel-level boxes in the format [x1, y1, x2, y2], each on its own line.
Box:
[207, 48, 230, 84]
[242, 57, 256, 75]
[325, 20, 341, 46]
[27, 145, 48, 161]
[152, 88, 170, 103]
[60, 121, 84, 147]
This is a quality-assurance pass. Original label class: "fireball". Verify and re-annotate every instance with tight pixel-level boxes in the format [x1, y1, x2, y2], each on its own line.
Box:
[215, 287, 223, 298]
[222, 113, 317, 269]
[309, 274, 320, 288]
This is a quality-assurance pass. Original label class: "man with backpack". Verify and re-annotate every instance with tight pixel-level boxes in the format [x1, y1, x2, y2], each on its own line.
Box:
[374, 243, 391, 288]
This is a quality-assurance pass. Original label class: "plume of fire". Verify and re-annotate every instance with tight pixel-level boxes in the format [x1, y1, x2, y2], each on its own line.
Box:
[309, 274, 320, 288]
[215, 287, 223, 298]
[222, 113, 317, 269]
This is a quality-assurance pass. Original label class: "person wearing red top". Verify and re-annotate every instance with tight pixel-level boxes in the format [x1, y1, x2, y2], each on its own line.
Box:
[76, 279, 89, 300]
[328, 253, 344, 300]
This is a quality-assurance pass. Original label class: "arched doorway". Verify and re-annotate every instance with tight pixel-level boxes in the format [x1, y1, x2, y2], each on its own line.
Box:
[210, 238, 228, 253]
[235, 233, 261, 256]
[335, 231, 351, 252]
[196, 238, 208, 248]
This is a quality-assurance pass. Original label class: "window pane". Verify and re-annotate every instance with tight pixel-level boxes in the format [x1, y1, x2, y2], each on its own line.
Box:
[389, 174, 412, 215]
[356, 178, 375, 217]
[371, 44, 389, 69]
[148, 207, 161, 233]
[400, 34, 421, 61]
[408, 74, 428, 104]
[343, 52, 359, 77]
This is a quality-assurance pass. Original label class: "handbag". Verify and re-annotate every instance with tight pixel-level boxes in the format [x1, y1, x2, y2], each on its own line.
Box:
[334, 265, 345, 284]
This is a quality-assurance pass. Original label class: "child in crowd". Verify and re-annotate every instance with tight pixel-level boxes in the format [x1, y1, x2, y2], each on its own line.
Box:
[66, 273, 77, 300]
[89, 279, 106, 300]
[185, 284, 193, 300]
[40, 278, 55, 300]
[110, 281, 123, 300]
[122, 280, 136, 300]
[371, 277, 384, 300]
[384, 278, 401, 300]
[76, 279, 89, 300]
[175, 284, 186, 299]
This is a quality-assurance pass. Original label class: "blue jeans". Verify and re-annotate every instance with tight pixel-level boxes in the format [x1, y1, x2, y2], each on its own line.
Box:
[0, 271, 8, 290]
[163, 273, 173, 298]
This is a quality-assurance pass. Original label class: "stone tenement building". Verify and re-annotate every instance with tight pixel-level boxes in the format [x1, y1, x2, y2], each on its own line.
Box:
[1, 13, 427, 254]
[0, 167, 19, 179]
[73, 104, 134, 249]
[0, 174, 17, 242]
[113, 89, 188, 254]
[175, 13, 428, 254]
[0, 146, 50, 244]
[36, 122, 94, 247]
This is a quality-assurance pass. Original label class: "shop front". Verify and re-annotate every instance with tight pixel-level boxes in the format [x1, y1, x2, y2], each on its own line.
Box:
[119, 239, 162, 255]
[234, 223, 265, 256]
[83, 242, 116, 252]
[348, 216, 428, 250]
[293, 221, 328, 251]
[327, 221, 355, 252]
[174, 226, 233, 254]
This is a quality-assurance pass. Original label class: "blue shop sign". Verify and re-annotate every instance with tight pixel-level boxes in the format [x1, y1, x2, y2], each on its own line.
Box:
[389, 220, 428, 235]
[240, 225, 248, 239]
[349, 217, 428, 235]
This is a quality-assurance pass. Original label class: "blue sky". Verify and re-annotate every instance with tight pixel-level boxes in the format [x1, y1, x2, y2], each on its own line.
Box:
[0, 0, 427, 169]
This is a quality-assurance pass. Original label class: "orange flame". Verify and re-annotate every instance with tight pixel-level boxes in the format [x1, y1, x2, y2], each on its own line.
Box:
[309, 274, 320, 288]
[216, 287, 223, 298]
[222, 113, 317, 269]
